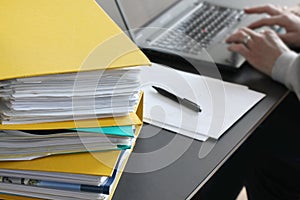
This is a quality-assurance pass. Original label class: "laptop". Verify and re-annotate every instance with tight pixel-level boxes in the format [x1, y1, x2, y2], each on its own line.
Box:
[115, 0, 279, 70]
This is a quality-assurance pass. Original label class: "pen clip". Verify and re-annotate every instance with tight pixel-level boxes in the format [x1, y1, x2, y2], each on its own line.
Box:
[179, 98, 202, 112]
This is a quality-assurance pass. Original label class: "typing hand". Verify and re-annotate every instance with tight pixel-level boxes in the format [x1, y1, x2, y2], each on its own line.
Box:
[226, 27, 290, 76]
[245, 5, 300, 48]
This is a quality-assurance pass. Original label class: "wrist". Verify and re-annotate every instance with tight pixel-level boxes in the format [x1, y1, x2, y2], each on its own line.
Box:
[272, 51, 298, 85]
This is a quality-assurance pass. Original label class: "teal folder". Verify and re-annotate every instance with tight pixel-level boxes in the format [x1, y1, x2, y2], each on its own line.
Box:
[70, 125, 134, 137]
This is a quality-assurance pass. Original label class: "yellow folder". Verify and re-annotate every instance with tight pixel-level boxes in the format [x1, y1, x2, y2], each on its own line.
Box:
[0, 0, 150, 81]
[0, 194, 39, 200]
[0, 150, 120, 177]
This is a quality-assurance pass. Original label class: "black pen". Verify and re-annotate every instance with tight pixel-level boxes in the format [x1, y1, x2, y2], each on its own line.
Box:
[152, 86, 202, 112]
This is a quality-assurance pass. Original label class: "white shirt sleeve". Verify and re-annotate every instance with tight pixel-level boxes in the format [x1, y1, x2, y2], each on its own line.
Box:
[272, 51, 300, 101]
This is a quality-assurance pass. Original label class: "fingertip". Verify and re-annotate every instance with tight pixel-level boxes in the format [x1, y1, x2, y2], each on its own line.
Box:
[247, 20, 266, 30]
[243, 6, 264, 13]
[263, 29, 280, 40]
[227, 45, 234, 51]
[242, 27, 261, 38]
[247, 23, 256, 29]
[225, 34, 236, 43]
[227, 44, 239, 52]
[264, 29, 274, 35]
[225, 37, 231, 43]
[243, 7, 253, 13]
[228, 43, 249, 58]
[227, 45, 239, 54]
[241, 27, 252, 32]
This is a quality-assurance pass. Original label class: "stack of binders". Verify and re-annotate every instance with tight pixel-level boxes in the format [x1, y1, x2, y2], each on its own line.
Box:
[0, 0, 150, 199]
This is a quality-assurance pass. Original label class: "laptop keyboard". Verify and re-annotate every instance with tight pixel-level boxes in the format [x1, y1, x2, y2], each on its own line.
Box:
[152, 2, 244, 55]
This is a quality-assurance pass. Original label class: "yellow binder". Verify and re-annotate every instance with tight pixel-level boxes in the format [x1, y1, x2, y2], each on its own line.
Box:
[0, 0, 150, 130]
[0, 0, 150, 81]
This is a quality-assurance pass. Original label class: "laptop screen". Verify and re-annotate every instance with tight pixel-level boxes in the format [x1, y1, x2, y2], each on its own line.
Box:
[116, 0, 180, 29]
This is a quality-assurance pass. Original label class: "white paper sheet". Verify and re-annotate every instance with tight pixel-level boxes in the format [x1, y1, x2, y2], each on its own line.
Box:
[140, 63, 265, 141]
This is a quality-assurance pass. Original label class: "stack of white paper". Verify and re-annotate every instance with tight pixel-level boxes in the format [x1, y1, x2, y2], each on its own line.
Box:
[0, 68, 141, 124]
[0, 128, 135, 161]
[140, 63, 266, 141]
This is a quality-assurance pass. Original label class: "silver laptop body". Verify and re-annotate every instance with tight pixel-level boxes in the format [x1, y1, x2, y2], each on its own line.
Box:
[116, 0, 277, 70]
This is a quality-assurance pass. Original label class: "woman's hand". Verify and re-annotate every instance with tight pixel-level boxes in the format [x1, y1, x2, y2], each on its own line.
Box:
[245, 5, 300, 48]
[226, 27, 290, 76]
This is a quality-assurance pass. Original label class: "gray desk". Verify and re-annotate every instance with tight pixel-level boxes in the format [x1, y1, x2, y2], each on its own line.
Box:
[112, 65, 288, 200]
[105, 0, 297, 199]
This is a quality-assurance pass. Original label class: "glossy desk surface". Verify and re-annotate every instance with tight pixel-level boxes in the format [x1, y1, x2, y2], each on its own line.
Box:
[112, 63, 288, 200]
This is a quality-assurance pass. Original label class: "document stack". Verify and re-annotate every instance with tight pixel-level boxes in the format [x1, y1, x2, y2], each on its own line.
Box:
[0, 0, 150, 200]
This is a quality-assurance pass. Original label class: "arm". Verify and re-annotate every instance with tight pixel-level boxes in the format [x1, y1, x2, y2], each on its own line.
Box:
[272, 52, 300, 100]
[226, 28, 300, 101]
[226, 4, 300, 100]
